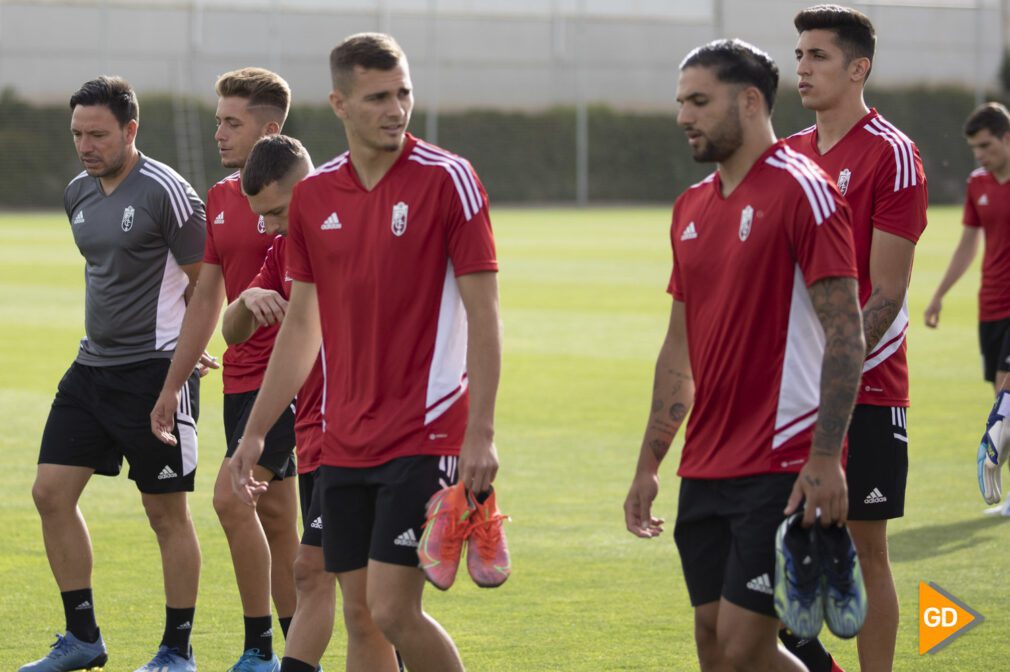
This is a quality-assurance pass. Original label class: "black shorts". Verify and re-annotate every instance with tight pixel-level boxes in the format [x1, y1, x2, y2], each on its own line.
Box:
[318, 455, 459, 574]
[223, 390, 296, 479]
[39, 360, 200, 494]
[845, 404, 908, 520]
[979, 317, 1010, 383]
[300, 469, 323, 548]
[674, 473, 794, 617]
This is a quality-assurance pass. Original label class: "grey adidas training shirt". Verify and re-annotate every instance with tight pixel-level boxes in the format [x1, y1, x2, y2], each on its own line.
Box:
[64, 152, 206, 367]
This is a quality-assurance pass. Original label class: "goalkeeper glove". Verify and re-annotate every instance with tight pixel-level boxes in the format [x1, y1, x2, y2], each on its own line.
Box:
[978, 389, 1010, 504]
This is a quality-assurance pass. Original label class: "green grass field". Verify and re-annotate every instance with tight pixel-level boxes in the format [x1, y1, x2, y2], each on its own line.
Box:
[0, 205, 1006, 670]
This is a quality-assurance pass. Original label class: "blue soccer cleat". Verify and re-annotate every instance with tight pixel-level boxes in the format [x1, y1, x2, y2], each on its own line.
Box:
[818, 523, 867, 639]
[19, 631, 108, 672]
[227, 649, 280, 672]
[133, 645, 195, 672]
[774, 514, 824, 640]
[979, 390, 1010, 504]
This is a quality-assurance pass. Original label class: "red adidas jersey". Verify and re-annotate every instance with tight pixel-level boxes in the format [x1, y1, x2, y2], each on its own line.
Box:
[286, 134, 498, 468]
[247, 235, 324, 474]
[204, 174, 279, 394]
[785, 109, 928, 407]
[669, 141, 857, 479]
[963, 168, 1010, 321]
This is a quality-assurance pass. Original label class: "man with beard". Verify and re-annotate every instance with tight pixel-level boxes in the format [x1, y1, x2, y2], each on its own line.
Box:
[23, 76, 206, 672]
[624, 40, 864, 671]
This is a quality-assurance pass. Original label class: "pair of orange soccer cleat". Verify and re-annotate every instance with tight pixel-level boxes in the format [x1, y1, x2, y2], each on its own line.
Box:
[418, 483, 511, 590]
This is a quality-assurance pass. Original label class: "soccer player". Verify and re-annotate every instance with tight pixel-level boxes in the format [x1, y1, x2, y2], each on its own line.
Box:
[219, 135, 340, 667]
[149, 68, 298, 671]
[228, 32, 502, 672]
[22, 76, 206, 672]
[926, 103, 1010, 393]
[624, 39, 864, 671]
[785, 6, 928, 670]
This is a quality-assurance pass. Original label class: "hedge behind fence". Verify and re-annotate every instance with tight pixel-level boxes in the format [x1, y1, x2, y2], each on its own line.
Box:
[0, 86, 984, 209]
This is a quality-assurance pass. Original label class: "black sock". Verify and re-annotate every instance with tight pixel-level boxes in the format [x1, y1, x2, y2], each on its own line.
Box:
[162, 606, 195, 655]
[778, 628, 833, 672]
[61, 589, 99, 643]
[279, 616, 292, 639]
[279, 657, 316, 672]
[245, 615, 274, 659]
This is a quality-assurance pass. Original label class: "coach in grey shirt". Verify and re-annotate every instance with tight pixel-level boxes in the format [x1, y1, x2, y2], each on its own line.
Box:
[22, 77, 206, 672]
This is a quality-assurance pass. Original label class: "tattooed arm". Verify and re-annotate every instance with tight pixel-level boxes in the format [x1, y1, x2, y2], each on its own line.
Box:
[786, 276, 865, 527]
[625, 300, 694, 538]
[863, 229, 916, 353]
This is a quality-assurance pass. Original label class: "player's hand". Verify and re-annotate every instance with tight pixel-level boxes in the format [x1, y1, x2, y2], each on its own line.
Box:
[241, 288, 288, 328]
[229, 434, 269, 506]
[978, 390, 1010, 504]
[624, 470, 664, 538]
[924, 297, 942, 328]
[150, 388, 180, 445]
[458, 434, 499, 496]
[197, 350, 220, 378]
[786, 453, 847, 527]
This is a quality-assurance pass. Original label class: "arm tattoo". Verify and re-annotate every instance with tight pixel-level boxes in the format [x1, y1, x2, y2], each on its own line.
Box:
[862, 286, 901, 353]
[808, 277, 864, 457]
[649, 439, 670, 462]
[669, 403, 688, 422]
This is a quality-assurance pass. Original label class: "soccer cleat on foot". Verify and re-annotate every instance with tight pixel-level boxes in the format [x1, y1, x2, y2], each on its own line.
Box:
[466, 487, 511, 588]
[774, 514, 824, 640]
[227, 649, 279, 672]
[418, 483, 474, 590]
[133, 645, 195, 672]
[19, 631, 108, 672]
[818, 523, 867, 639]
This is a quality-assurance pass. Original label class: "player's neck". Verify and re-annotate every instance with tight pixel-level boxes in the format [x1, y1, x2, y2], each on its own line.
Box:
[348, 140, 406, 191]
[98, 147, 140, 196]
[814, 96, 870, 154]
[718, 122, 776, 197]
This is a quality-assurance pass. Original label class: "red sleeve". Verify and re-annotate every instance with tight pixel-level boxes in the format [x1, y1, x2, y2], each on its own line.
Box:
[203, 187, 222, 265]
[667, 203, 684, 300]
[248, 237, 284, 293]
[286, 183, 314, 283]
[791, 183, 858, 287]
[963, 177, 981, 228]
[871, 145, 928, 243]
[445, 163, 498, 277]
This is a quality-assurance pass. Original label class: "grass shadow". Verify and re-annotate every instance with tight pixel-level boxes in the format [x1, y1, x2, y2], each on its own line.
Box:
[889, 516, 1008, 563]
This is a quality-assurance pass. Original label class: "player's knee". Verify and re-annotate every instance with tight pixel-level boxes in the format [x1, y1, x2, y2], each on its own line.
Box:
[342, 595, 379, 638]
[690, 614, 723, 662]
[31, 480, 67, 517]
[142, 501, 186, 537]
[852, 536, 890, 574]
[212, 487, 246, 526]
[719, 633, 768, 671]
[368, 599, 417, 644]
[293, 551, 326, 593]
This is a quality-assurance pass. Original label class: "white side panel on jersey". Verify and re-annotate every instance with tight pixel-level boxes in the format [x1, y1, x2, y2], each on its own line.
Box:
[773, 265, 825, 449]
[319, 341, 328, 434]
[425, 261, 469, 425]
[155, 252, 188, 351]
[863, 297, 909, 372]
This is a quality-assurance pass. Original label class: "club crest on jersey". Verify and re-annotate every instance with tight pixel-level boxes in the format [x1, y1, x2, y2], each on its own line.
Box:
[121, 205, 135, 232]
[391, 201, 408, 237]
[257, 216, 266, 234]
[739, 205, 754, 241]
[837, 168, 852, 196]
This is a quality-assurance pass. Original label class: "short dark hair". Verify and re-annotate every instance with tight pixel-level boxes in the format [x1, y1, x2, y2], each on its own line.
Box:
[329, 32, 406, 92]
[795, 5, 876, 80]
[680, 39, 780, 112]
[964, 102, 1010, 138]
[241, 135, 311, 196]
[69, 76, 139, 126]
[215, 67, 291, 123]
